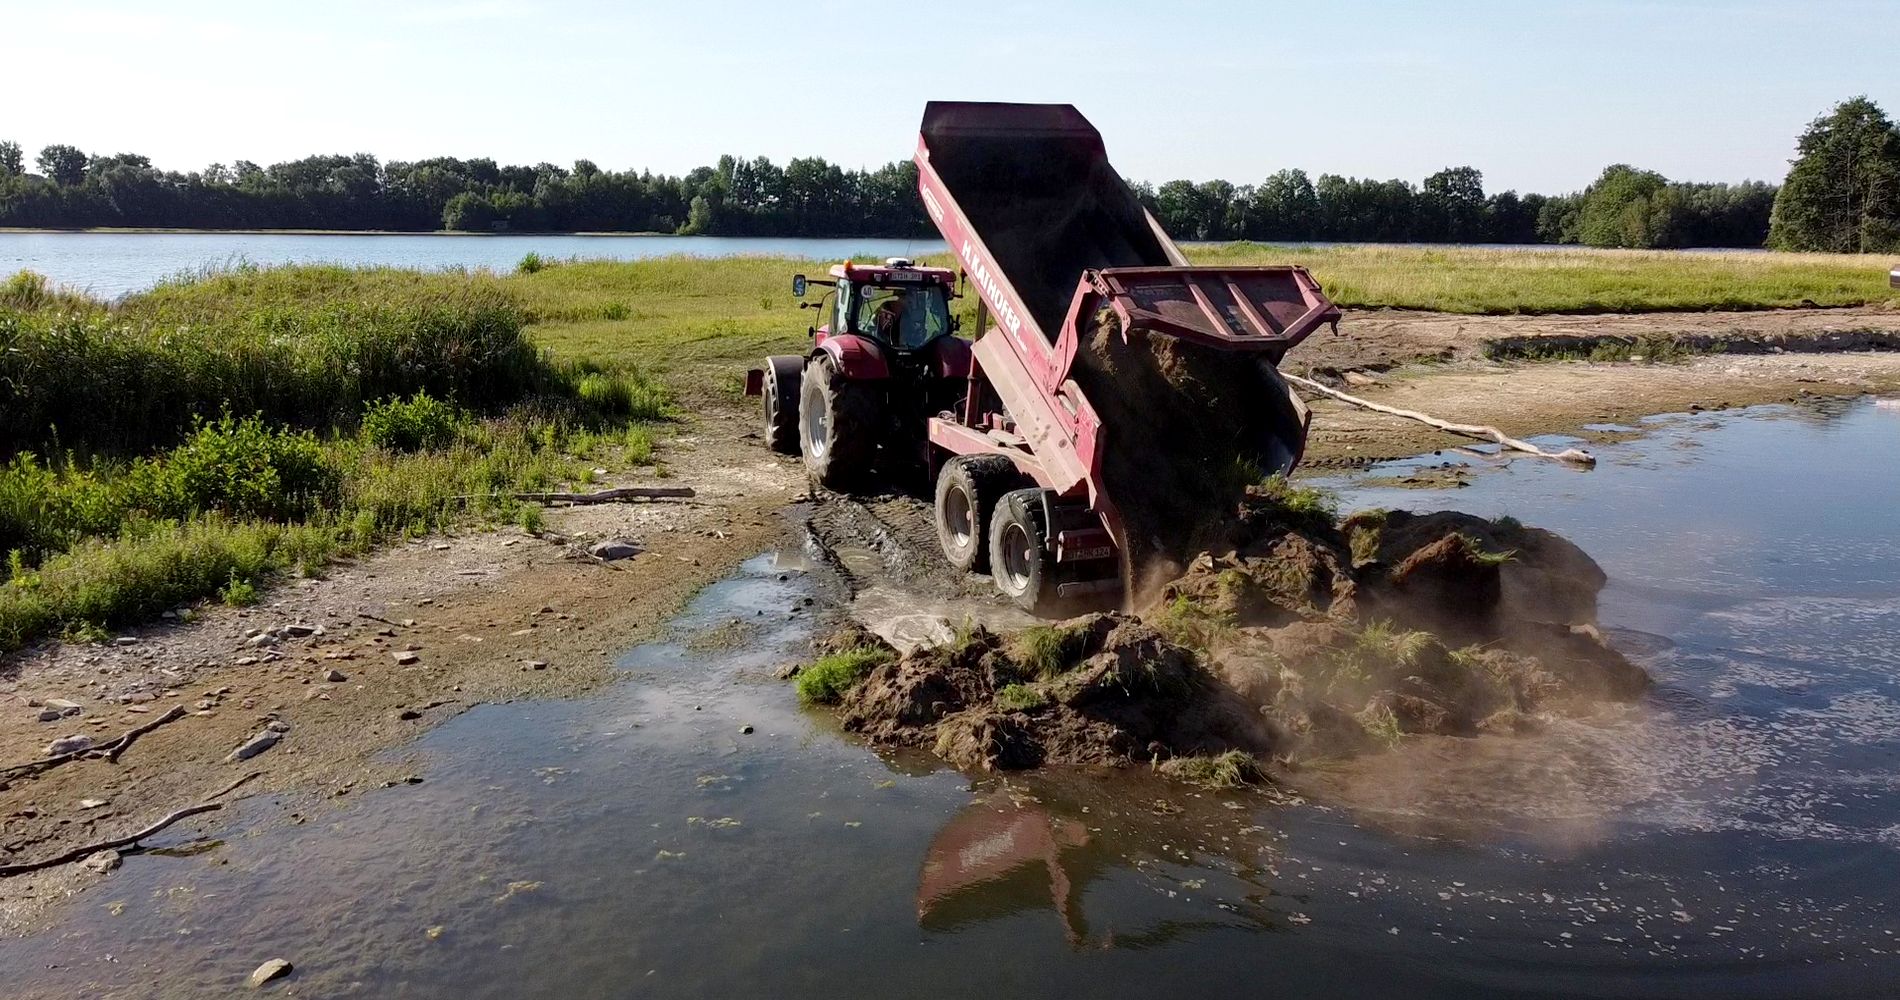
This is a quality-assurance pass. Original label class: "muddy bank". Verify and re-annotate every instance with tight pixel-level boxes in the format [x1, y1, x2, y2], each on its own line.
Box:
[797, 501, 1647, 781]
[0, 413, 803, 931]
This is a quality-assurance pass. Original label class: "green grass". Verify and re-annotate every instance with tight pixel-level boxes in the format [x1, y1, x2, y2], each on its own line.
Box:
[1148, 593, 1236, 653]
[1252, 473, 1339, 534]
[1354, 702, 1404, 750]
[994, 683, 1047, 713]
[1158, 750, 1268, 788]
[1014, 623, 1086, 678]
[795, 647, 894, 705]
[1189, 243, 1900, 314]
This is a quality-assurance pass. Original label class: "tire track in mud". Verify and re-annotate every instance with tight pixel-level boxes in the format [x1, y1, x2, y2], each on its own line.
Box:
[792, 490, 1033, 649]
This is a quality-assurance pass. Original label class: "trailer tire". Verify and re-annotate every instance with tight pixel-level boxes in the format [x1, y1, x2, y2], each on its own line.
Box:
[935, 455, 1017, 574]
[799, 354, 881, 492]
[761, 355, 803, 455]
[989, 488, 1060, 616]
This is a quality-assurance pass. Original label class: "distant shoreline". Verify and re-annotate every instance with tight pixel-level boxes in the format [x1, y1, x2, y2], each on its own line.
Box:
[0, 227, 937, 238]
[0, 227, 681, 237]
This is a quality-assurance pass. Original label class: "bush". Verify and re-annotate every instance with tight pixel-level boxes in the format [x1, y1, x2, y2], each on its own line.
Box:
[0, 517, 342, 651]
[122, 414, 339, 522]
[795, 647, 893, 705]
[361, 392, 462, 452]
[517, 252, 546, 275]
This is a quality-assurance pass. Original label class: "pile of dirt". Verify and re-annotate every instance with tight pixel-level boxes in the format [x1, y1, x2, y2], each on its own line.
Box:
[826, 613, 1270, 774]
[1067, 314, 1307, 596]
[796, 506, 1651, 782]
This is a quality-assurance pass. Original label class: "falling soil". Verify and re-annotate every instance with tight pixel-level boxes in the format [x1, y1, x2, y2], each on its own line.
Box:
[802, 502, 1650, 779]
[1068, 313, 1306, 599]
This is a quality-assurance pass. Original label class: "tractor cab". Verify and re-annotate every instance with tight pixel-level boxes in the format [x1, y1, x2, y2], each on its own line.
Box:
[796, 258, 959, 354]
[751, 257, 972, 492]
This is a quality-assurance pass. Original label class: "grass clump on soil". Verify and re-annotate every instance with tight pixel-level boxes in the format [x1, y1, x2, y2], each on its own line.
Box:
[994, 683, 1047, 713]
[1354, 702, 1404, 750]
[1149, 594, 1237, 653]
[1253, 474, 1339, 534]
[795, 647, 894, 705]
[1014, 623, 1087, 678]
[1157, 750, 1268, 789]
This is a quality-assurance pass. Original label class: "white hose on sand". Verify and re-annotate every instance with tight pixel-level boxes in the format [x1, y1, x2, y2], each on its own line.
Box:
[1282, 371, 1596, 468]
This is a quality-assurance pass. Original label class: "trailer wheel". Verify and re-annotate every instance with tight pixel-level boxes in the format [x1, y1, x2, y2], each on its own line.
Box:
[799, 354, 881, 491]
[989, 488, 1060, 616]
[935, 455, 1017, 574]
[761, 355, 802, 455]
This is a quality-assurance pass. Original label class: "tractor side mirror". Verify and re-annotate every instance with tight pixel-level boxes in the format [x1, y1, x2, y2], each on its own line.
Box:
[792, 274, 808, 298]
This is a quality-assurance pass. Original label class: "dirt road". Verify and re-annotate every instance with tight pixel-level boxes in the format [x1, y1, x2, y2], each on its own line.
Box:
[3, 305, 1897, 931]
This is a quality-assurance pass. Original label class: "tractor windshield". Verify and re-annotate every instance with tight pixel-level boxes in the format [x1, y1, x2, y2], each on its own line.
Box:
[850, 283, 952, 350]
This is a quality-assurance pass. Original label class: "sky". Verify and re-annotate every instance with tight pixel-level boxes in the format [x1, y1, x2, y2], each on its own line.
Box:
[2, 0, 1894, 194]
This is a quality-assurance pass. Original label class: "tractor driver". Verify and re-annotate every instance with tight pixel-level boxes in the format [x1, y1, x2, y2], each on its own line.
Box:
[870, 294, 907, 344]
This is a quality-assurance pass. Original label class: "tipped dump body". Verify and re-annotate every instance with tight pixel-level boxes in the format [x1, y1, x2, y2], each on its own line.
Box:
[915, 102, 1341, 593]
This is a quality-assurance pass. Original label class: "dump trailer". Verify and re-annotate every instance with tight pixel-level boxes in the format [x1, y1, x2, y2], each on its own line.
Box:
[753, 102, 1339, 614]
[913, 101, 1341, 611]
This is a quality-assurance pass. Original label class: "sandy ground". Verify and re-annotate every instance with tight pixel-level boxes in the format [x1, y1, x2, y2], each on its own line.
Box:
[2, 304, 1898, 930]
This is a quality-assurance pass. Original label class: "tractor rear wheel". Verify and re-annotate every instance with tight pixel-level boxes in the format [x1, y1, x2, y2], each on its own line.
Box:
[761, 355, 802, 455]
[989, 488, 1061, 616]
[799, 354, 882, 492]
[934, 455, 1018, 574]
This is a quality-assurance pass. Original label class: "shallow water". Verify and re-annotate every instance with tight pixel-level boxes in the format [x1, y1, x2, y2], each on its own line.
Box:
[6, 399, 1900, 998]
[0, 232, 951, 300]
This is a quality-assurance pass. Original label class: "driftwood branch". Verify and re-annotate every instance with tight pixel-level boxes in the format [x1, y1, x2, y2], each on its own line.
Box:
[0, 771, 261, 879]
[458, 487, 696, 505]
[1283, 372, 1596, 467]
[0, 803, 223, 878]
[0, 705, 189, 781]
[105, 705, 191, 763]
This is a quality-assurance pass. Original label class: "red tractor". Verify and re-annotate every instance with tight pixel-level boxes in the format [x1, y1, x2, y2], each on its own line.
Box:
[750, 258, 971, 490]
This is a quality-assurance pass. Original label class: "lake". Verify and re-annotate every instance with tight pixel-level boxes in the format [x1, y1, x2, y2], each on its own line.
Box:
[7, 398, 1899, 999]
[0, 232, 953, 300]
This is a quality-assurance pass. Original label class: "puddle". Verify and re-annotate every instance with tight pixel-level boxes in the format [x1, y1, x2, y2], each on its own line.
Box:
[7, 399, 1900, 998]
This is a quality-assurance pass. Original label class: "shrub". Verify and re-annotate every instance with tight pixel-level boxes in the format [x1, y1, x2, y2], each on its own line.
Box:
[795, 647, 893, 705]
[517, 252, 546, 275]
[220, 572, 259, 607]
[361, 392, 462, 452]
[122, 414, 339, 522]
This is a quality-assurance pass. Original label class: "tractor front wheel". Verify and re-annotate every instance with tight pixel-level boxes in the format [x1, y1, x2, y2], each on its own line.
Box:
[799, 354, 881, 492]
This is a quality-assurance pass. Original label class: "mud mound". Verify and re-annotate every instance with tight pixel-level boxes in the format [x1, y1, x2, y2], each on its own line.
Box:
[796, 510, 1652, 781]
[1068, 314, 1305, 596]
[830, 614, 1270, 774]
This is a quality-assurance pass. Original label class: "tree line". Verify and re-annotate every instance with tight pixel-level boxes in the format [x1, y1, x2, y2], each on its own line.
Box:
[0, 96, 1892, 250]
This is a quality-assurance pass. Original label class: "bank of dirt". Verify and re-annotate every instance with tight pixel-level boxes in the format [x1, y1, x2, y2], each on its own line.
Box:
[802, 503, 1649, 782]
[0, 411, 804, 932]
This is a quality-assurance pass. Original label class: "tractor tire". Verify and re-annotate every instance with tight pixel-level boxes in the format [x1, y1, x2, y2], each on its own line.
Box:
[989, 488, 1062, 616]
[761, 355, 802, 455]
[934, 455, 1018, 574]
[799, 354, 882, 492]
